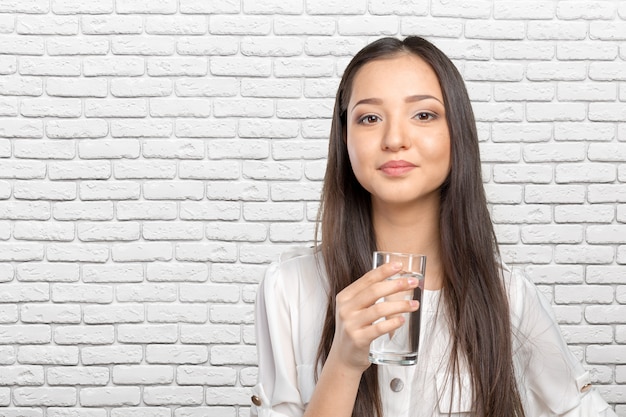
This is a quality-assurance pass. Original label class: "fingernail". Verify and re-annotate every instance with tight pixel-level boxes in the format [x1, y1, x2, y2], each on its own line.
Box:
[391, 262, 402, 270]
[407, 278, 417, 286]
[410, 300, 419, 308]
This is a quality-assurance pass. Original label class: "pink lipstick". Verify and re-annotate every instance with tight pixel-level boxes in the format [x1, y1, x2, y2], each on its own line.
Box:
[379, 160, 417, 176]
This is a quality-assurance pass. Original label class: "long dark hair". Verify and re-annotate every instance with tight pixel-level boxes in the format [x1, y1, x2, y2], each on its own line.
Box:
[315, 36, 525, 417]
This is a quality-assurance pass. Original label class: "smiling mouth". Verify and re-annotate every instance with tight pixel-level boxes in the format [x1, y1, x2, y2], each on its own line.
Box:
[378, 160, 417, 176]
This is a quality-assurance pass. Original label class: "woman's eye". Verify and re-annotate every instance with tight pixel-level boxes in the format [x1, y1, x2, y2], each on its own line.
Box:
[359, 115, 380, 124]
[415, 112, 435, 121]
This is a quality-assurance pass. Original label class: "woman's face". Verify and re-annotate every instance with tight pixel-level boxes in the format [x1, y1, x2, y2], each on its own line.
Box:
[346, 53, 451, 210]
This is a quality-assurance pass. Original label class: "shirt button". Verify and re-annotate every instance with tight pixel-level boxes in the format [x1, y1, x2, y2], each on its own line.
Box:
[390, 378, 404, 392]
[251, 395, 262, 406]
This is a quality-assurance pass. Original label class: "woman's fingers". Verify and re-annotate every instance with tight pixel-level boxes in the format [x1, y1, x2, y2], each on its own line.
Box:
[338, 262, 402, 300]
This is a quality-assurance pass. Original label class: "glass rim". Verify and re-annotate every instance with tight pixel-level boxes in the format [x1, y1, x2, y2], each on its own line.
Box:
[373, 250, 427, 259]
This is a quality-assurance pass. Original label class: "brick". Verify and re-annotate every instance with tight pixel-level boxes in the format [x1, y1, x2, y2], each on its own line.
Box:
[82, 16, 143, 34]
[14, 140, 75, 160]
[431, 0, 490, 18]
[147, 57, 207, 77]
[586, 306, 626, 324]
[180, 324, 239, 344]
[78, 222, 140, 242]
[142, 140, 204, 159]
[270, 223, 316, 242]
[0, 365, 44, 385]
[117, 324, 178, 344]
[176, 119, 236, 138]
[0, 243, 44, 261]
[589, 62, 626, 81]
[85, 98, 147, 118]
[53, 201, 113, 221]
[0, 119, 43, 138]
[555, 285, 614, 304]
[304, 78, 340, 98]
[527, 62, 586, 81]
[273, 16, 336, 35]
[48, 243, 109, 262]
[14, 181, 76, 200]
[14, 221, 74, 241]
[111, 409, 170, 417]
[0, 55, 16, 75]
[80, 140, 141, 160]
[493, 41, 554, 60]
[112, 365, 174, 385]
[0, 161, 46, 179]
[179, 283, 239, 303]
[493, 164, 552, 184]
[0, 324, 50, 344]
[590, 144, 626, 162]
[523, 143, 585, 162]
[49, 161, 111, 180]
[521, 225, 583, 244]
[272, 140, 327, 160]
[54, 325, 114, 345]
[560, 325, 613, 344]
[147, 304, 207, 323]
[0, 75, 43, 96]
[587, 225, 626, 244]
[21, 304, 80, 324]
[205, 387, 251, 406]
[524, 185, 585, 204]
[116, 201, 177, 220]
[111, 78, 172, 97]
[478, 144, 520, 163]
[554, 122, 615, 142]
[51, 283, 112, 303]
[492, 205, 551, 224]
[180, 0, 239, 13]
[17, 262, 78, 282]
[557, 1, 616, 19]
[80, 387, 140, 406]
[492, 123, 552, 143]
[210, 264, 267, 284]
[471, 103, 523, 122]
[494, 82, 554, 101]
[16, 16, 78, 35]
[150, 98, 210, 118]
[80, 181, 141, 201]
[270, 182, 322, 201]
[213, 98, 274, 117]
[143, 181, 204, 200]
[494, 1, 554, 19]
[240, 36, 302, 57]
[527, 103, 586, 122]
[116, 284, 177, 303]
[466, 20, 525, 40]
[84, 57, 144, 77]
[484, 184, 522, 204]
[17, 346, 77, 365]
[47, 367, 109, 386]
[0, 346, 15, 364]
[143, 222, 204, 240]
[147, 262, 209, 282]
[0, 36, 44, 55]
[20, 57, 80, 76]
[114, 160, 175, 179]
[210, 345, 256, 365]
[52, 0, 114, 14]
[243, 202, 303, 221]
[369, 0, 427, 15]
[143, 386, 203, 406]
[499, 245, 552, 264]
[274, 58, 334, 77]
[146, 16, 207, 35]
[558, 81, 616, 101]
[337, 16, 397, 36]
[177, 365, 236, 386]
[84, 305, 144, 324]
[0, 304, 17, 323]
[175, 242, 237, 262]
[590, 21, 626, 40]
[556, 163, 616, 183]
[557, 42, 618, 61]
[81, 346, 143, 365]
[14, 387, 76, 406]
[175, 78, 238, 97]
[587, 345, 626, 364]
[111, 242, 173, 262]
[206, 182, 268, 202]
[589, 102, 626, 121]
[554, 245, 614, 265]
[210, 57, 270, 77]
[112, 36, 176, 56]
[47, 119, 108, 139]
[83, 264, 143, 283]
[434, 39, 491, 61]
[554, 204, 615, 223]
[525, 265, 583, 284]
[587, 266, 626, 284]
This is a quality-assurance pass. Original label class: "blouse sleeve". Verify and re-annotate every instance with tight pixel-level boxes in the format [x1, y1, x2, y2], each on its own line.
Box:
[510, 269, 617, 417]
[251, 262, 306, 417]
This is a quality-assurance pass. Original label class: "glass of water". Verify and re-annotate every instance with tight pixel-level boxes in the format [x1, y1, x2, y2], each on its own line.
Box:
[368, 251, 427, 366]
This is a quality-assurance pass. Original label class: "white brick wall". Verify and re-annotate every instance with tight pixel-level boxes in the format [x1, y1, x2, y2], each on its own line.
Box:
[0, 0, 624, 415]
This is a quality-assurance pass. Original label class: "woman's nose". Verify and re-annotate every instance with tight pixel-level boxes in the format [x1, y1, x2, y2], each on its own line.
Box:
[381, 119, 410, 151]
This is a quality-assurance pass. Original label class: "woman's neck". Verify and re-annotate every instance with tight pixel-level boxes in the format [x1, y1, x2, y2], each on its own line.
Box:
[372, 193, 444, 290]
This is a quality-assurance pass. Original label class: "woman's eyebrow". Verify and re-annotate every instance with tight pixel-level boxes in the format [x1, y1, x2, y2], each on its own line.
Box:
[350, 94, 443, 112]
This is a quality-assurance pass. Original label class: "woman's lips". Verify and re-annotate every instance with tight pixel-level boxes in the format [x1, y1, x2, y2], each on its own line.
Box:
[378, 160, 417, 176]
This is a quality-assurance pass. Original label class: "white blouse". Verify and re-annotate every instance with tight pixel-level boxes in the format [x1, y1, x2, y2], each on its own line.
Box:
[251, 247, 617, 417]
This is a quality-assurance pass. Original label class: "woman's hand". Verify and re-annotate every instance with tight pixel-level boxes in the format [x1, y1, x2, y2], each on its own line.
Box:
[327, 261, 421, 373]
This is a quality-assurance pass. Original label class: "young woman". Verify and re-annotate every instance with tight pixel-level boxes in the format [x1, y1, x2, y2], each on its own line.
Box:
[251, 36, 617, 417]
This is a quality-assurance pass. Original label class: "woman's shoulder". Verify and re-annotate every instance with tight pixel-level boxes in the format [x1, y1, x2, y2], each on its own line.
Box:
[261, 246, 328, 300]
